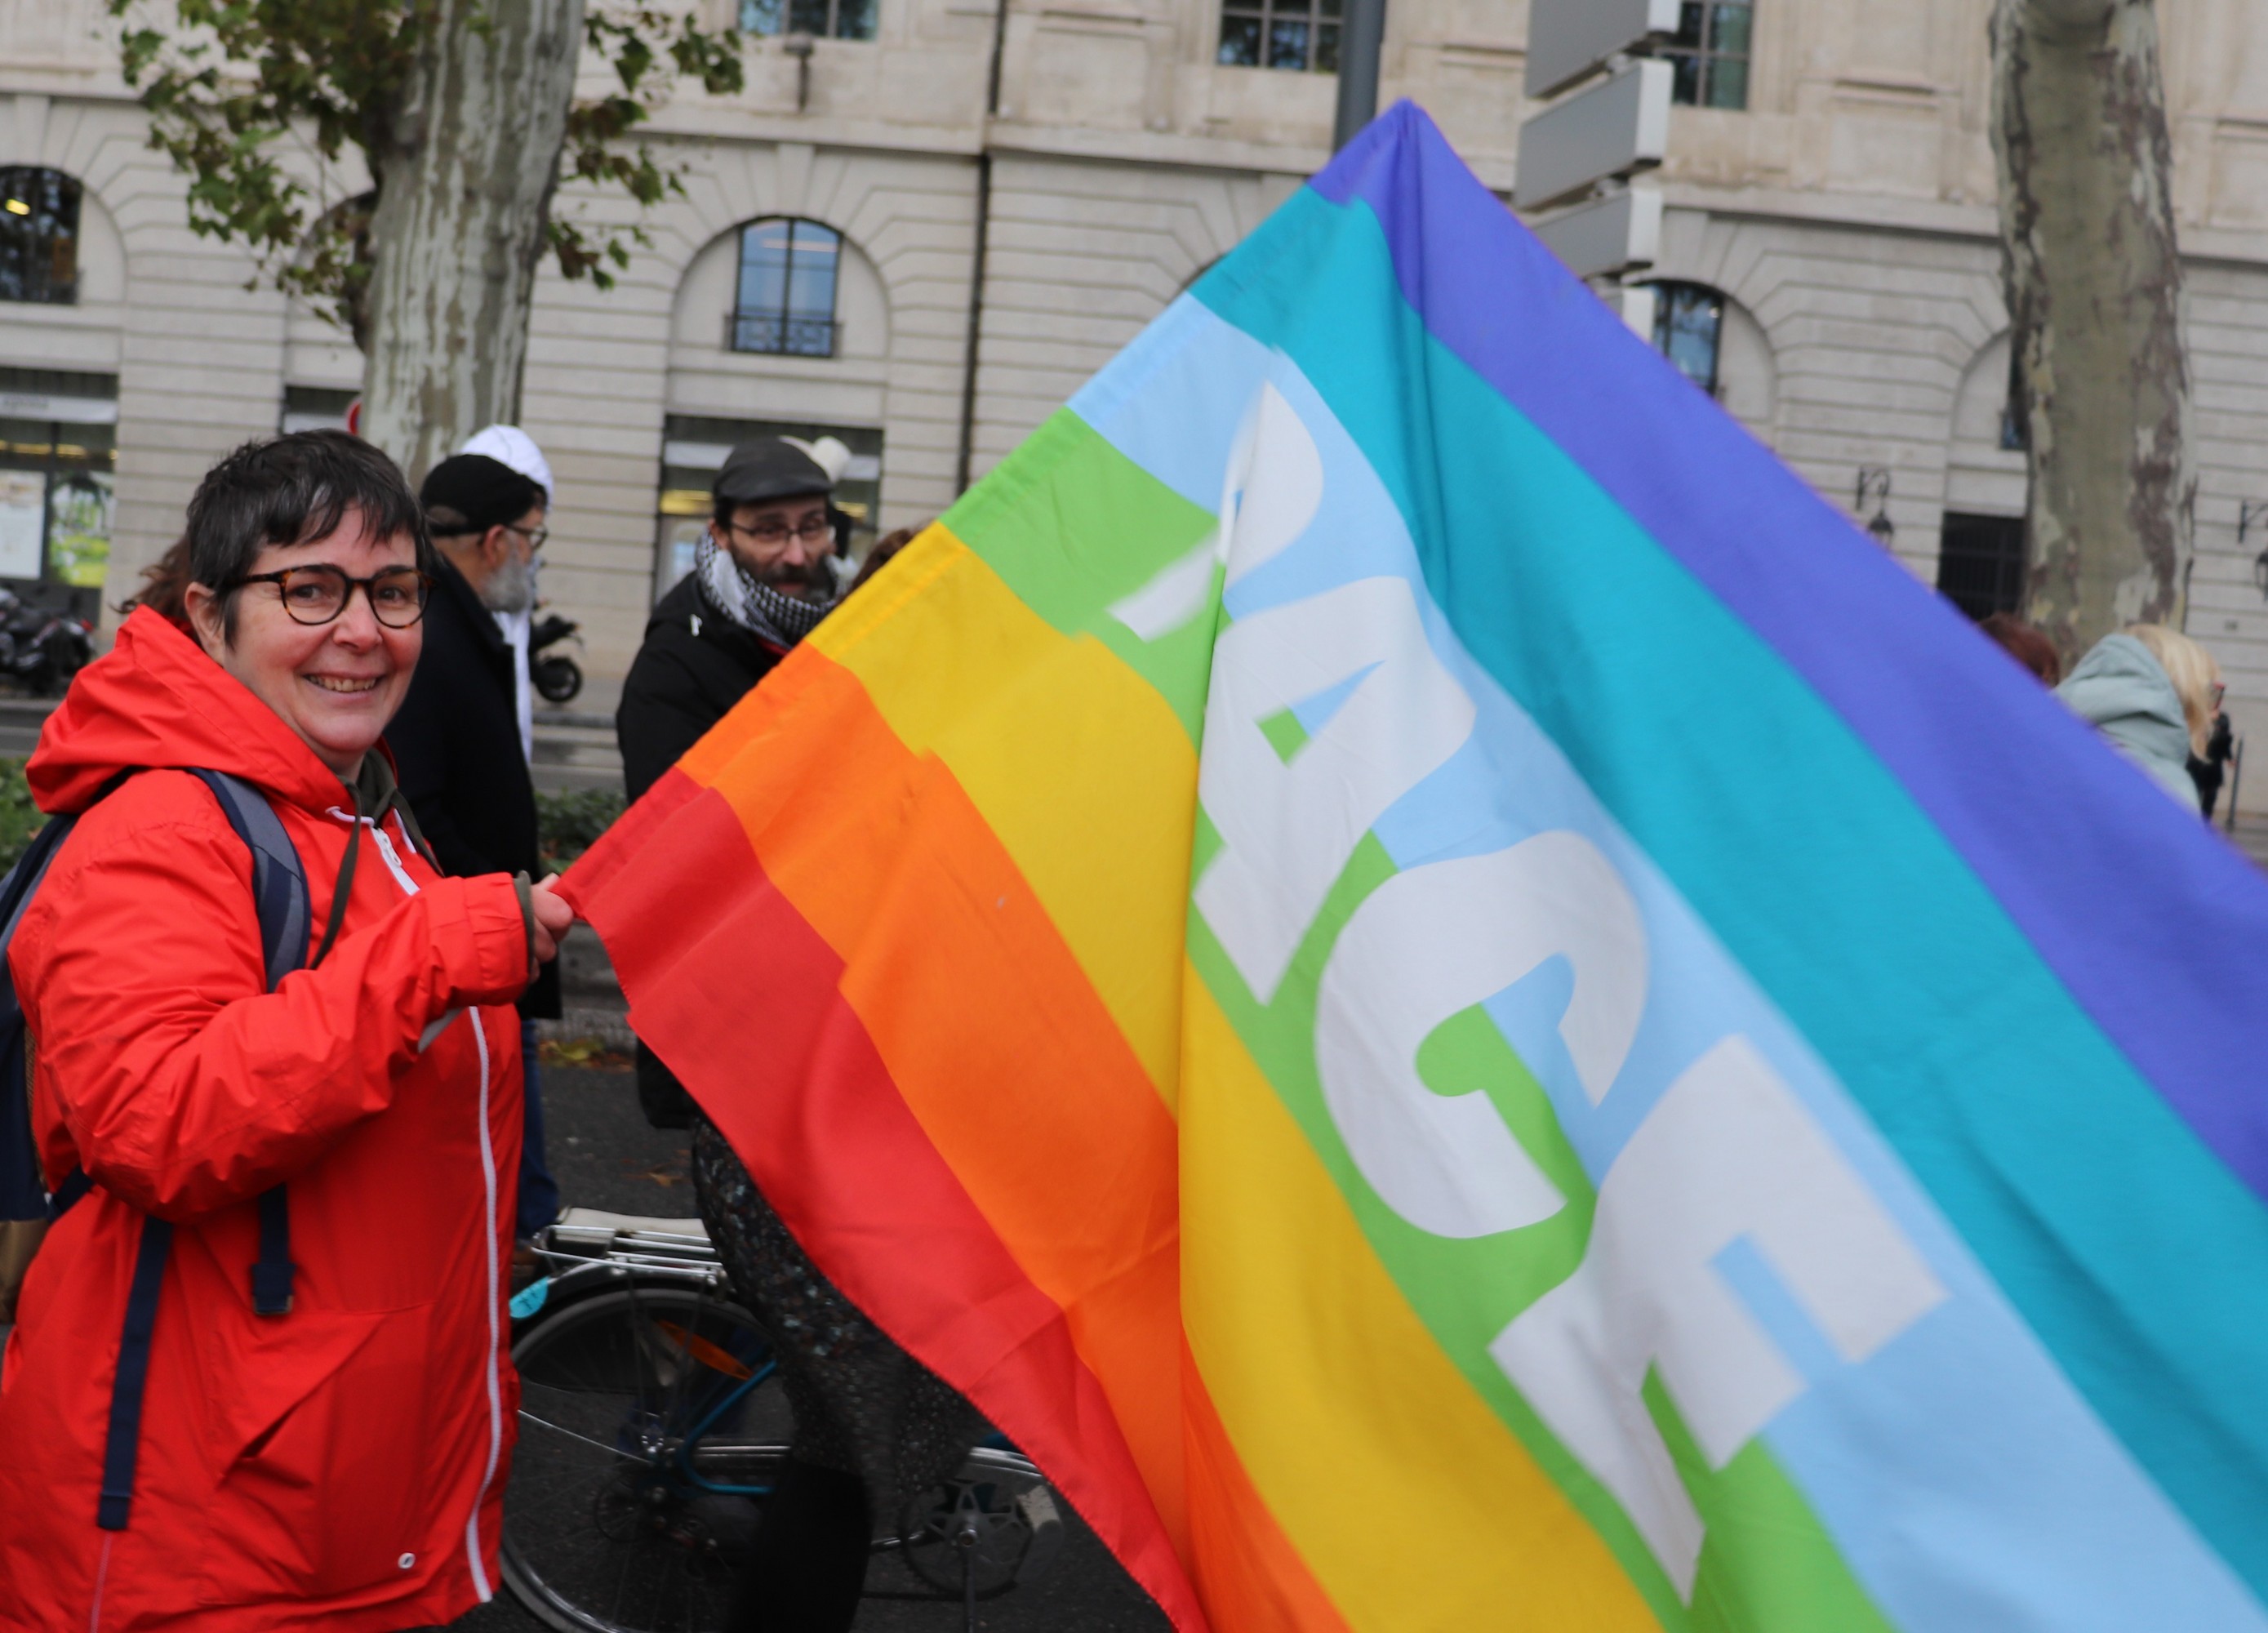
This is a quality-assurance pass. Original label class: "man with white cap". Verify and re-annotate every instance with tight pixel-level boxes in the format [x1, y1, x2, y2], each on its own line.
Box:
[458, 423, 553, 760]
[391, 432, 563, 1246]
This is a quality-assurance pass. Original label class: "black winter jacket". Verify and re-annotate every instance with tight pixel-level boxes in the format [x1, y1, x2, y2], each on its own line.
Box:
[616, 572, 787, 1124]
[387, 554, 559, 1018]
[616, 572, 786, 802]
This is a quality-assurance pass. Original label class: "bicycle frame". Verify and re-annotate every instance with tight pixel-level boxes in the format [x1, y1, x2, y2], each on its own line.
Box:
[673, 1355, 778, 1497]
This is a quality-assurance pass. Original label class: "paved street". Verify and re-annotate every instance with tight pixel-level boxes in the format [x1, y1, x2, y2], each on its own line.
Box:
[450, 1062, 1171, 1633]
[0, 696, 55, 760]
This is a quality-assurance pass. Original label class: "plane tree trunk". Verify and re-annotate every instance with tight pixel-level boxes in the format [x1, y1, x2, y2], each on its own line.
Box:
[361, 0, 587, 484]
[1990, 0, 2193, 662]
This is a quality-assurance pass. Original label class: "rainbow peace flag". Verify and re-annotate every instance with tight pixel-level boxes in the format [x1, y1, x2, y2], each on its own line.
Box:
[564, 104, 2268, 1630]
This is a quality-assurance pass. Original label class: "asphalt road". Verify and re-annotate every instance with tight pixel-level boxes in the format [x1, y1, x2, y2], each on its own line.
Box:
[452, 1065, 1171, 1633]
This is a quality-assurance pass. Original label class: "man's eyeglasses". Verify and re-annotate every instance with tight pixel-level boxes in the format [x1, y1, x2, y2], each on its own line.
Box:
[723, 514, 833, 548]
[230, 564, 432, 629]
[503, 522, 549, 550]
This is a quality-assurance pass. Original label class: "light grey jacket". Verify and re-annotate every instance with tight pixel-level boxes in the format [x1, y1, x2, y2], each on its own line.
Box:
[2056, 633, 2199, 808]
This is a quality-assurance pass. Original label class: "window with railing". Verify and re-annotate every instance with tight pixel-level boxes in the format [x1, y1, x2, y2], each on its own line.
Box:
[1664, 1, 1752, 110]
[1937, 513, 2027, 621]
[730, 218, 843, 358]
[0, 167, 82, 305]
[1217, 0, 1340, 72]
[739, 0, 876, 40]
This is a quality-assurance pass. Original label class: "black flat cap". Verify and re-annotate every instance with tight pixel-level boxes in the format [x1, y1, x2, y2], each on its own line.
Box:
[421, 453, 541, 536]
[714, 438, 834, 509]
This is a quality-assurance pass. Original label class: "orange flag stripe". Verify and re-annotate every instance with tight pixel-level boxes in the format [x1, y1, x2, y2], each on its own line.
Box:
[564, 776, 1204, 1625]
[580, 635, 1356, 1628]
[687, 645, 1194, 1555]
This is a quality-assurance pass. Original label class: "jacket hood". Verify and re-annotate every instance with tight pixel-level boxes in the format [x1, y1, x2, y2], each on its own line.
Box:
[29, 606, 357, 816]
[2057, 632, 2197, 804]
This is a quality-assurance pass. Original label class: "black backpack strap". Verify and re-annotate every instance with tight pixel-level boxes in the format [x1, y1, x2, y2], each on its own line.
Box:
[0, 814, 81, 1224]
[96, 1217, 171, 1532]
[185, 770, 310, 1317]
[47, 1165, 91, 1219]
[185, 770, 311, 994]
[93, 771, 310, 1532]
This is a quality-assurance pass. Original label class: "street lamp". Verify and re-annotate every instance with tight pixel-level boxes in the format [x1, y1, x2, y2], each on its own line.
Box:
[1856, 467, 1894, 549]
[1332, 0, 1388, 152]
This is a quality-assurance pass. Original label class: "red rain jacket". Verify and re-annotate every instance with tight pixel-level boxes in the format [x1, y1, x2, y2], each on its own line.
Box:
[0, 609, 533, 1631]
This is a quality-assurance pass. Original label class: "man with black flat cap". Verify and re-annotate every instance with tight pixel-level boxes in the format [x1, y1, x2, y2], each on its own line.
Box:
[620, 438, 982, 1633]
[390, 450, 563, 1236]
[616, 437, 844, 1128]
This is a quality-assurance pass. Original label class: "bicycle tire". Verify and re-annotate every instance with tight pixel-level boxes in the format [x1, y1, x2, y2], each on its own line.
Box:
[501, 1282, 789, 1633]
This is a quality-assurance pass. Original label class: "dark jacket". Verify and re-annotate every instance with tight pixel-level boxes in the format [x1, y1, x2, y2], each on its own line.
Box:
[616, 572, 786, 803]
[389, 555, 560, 1017]
[616, 572, 786, 1125]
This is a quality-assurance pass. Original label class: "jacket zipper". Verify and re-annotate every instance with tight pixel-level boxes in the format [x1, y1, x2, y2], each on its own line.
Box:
[327, 806, 505, 1598]
[464, 1011, 501, 1602]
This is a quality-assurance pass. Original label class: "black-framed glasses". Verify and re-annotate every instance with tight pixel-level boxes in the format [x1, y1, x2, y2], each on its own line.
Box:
[230, 564, 432, 629]
[724, 513, 833, 548]
[503, 522, 549, 550]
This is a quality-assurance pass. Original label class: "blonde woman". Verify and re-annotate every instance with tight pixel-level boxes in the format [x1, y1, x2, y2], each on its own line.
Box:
[2125, 624, 2224, 759]
[2057, 623, 2221, 812]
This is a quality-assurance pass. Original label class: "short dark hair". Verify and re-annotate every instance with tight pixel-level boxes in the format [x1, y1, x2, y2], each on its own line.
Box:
[183, 430, 434, 642]
[1979, 611, 2061, 687]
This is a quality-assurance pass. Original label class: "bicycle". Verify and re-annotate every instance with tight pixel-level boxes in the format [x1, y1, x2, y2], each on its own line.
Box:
[501, 1208, 1065, 1633]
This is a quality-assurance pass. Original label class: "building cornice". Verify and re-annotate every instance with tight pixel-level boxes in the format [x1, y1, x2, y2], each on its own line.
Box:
[1657, 178, 2268, 273]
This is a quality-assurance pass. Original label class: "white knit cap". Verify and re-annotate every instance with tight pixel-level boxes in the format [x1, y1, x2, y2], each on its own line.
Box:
[780, 434, 853, 487]
[457, 424, 554, 504]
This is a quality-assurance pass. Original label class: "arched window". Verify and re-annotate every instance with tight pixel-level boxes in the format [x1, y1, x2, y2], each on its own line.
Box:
[1648, 283, 1723, 395]
[0, 167, 82, 305]
[731, 218, 842, 358]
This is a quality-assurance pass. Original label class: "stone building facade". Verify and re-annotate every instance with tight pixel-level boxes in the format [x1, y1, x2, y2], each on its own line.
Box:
[4, 0, 2268, 756]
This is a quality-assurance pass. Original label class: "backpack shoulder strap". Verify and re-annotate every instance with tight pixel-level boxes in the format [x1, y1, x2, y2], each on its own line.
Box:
[17, 771, 314, 1533]
[0, 812, 78, 959]
[184, 769, 309, 1319]
[184, 769, 310, 989]
[0, 813, 78, 1223]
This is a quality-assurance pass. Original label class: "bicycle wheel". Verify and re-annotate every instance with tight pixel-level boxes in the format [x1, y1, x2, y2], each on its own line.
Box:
[502, 1283, 794, 1633]
[896, 1447, 1061, 1600]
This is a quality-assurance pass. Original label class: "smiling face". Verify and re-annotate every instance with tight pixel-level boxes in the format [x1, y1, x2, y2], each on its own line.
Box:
[184, 507, 423, 781]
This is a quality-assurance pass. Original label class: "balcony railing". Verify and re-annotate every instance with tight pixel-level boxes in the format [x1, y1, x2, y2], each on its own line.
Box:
[727, 311, 839, 358]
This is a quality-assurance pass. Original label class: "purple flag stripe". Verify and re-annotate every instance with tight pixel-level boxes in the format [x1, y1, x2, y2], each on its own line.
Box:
[1313, 102, 2268, 1200]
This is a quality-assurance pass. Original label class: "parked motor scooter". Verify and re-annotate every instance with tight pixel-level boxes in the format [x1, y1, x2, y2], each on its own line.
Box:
[530, 612, 584, 705]
[0, 589, 92, 697]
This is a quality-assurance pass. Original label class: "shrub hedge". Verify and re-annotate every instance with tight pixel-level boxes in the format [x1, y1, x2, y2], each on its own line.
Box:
[0, 761, 626, 881]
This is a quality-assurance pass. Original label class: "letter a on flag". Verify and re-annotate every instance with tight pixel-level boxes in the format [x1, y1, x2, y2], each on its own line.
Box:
[564, 103, 2268, 1632]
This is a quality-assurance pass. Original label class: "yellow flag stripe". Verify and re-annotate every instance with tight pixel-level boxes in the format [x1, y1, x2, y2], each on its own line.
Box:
[813, 524, 1198, 1110]
[1179, 974, 1659, 1631]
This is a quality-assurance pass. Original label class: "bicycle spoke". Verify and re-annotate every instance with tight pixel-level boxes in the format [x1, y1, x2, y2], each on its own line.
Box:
[518, 1408, 648, 1462]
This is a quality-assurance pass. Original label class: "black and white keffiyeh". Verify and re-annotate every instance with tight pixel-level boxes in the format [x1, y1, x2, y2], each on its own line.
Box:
[694, 532, 839, 647]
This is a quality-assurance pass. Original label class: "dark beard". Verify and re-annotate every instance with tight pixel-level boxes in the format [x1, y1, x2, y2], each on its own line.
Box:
[754, 558, 834, 600]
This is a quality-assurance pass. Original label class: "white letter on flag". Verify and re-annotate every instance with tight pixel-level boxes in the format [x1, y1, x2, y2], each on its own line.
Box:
[1489, 1035, 1947, 1599]
[1194, 576, 1475, 1003]
[1314, 831, 1648, 1237]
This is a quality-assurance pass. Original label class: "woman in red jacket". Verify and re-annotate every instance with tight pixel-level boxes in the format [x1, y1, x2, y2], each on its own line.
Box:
[0, 431, 572, 1631]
